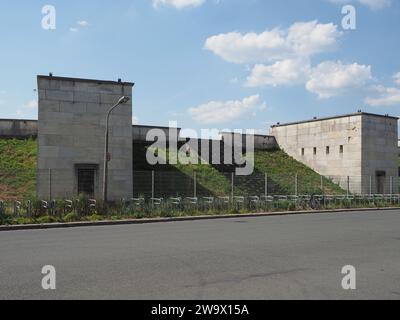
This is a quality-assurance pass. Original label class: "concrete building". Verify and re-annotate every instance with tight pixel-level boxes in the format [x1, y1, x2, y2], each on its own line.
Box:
[2, 75, 399, 198]
[271, 113, 399, 194]
[37, 75, 134, 200]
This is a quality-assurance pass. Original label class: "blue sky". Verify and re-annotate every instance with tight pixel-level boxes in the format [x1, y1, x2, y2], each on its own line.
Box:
[0, 0, 399, 135]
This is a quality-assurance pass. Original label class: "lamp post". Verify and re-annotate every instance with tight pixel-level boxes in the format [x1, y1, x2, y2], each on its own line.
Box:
[103, 96, 130, 203]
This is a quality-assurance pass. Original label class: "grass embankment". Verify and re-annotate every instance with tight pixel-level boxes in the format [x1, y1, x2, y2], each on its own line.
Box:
[254, 150, 344, 195]
[173, 150, 344, 196]
[0, 139, 37, 200]
[0, 140, 344, 201]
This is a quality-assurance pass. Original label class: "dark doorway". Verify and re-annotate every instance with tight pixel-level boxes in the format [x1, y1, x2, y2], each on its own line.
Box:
[77, 168, 96, 196]
[376, 171, 386, 195]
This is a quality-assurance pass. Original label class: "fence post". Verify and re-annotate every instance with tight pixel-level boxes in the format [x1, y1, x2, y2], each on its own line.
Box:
[49, 168, 52, 201]
[369, 175, 372, 196]
[194, 171, 197, 198]
[151, 170, 155, 207]
[265, 173, 268, 198]
[320, 175, 324, 195]
[231, 172, 234, 202]
[295, 174, 298, 196]
[347, 176, 350, 198]
[390, 176, 393, 195]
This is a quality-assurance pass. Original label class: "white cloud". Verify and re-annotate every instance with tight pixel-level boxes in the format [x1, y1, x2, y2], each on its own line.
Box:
[306, 61, 372, 98]
[393, 72, 400, 85]
[77, 21, 89, 27]
[153, 0, 205, 9]
[365, 86, 400, 106]
[70, 21, 90, 33]
[205, 20, 381, 100]
[329, 0, 391, 10]
[365, 72, 400, 106]
[230, 77, 239, 84]
[205, 20, 341, 64]
[245, 60, 373, 99]
[358, 0, 391, 9]
[287, 21, 341, 57]
[14, 99, 38, 119]
[188, 95, 265, 124]
[246, 59, 310, 87]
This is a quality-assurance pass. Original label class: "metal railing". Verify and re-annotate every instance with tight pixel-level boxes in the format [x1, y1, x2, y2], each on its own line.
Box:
[1, 194, 400, 222]
[1, 168, 400, 221]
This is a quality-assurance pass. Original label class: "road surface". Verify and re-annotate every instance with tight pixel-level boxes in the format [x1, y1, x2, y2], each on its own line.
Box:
[1, 210, 400, 299]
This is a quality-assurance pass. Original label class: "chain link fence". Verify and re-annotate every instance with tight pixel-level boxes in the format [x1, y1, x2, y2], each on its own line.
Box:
[1, 169, 400, 222]
[1, 168, 400, 200]
[133, 171, 400, 199]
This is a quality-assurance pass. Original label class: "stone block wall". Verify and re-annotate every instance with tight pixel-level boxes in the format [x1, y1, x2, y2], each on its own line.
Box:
[0, 119, 38, 138]
[270, 113, 399, 194]
[220, 132, 279, 151]
[361, 115, 399, 194]
[37, 75, 134, 200]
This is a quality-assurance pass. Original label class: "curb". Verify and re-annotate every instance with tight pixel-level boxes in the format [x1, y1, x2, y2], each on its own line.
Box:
[0, 207, 399, 232]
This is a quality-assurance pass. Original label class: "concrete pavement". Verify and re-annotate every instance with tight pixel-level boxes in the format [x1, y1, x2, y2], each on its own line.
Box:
[1, 210, 400, 299]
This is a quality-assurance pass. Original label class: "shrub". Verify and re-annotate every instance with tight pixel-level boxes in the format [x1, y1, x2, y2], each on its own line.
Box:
[64, 212, 80, 222]
[87, 214, 104, 221]
[36, 216, 58, 224]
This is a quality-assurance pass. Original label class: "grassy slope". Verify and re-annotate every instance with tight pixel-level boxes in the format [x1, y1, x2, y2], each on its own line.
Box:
[254, 150, 344, 195]
[0, 139, 37, 200]
[0, 140, 343, 200]
[175, 162, 233, 196]
[174, 150, 344, 196]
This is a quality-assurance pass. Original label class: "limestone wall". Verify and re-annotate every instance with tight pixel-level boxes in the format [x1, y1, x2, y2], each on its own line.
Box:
[37, 75, 134, 200]
[220, 132, 279, 150]
[270, 113, 399, 194]
[361, 116, 399, 194]
[0, 119, 37, 138]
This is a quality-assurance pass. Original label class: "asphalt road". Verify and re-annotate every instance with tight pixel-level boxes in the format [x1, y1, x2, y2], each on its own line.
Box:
[1, 210, 400, 300]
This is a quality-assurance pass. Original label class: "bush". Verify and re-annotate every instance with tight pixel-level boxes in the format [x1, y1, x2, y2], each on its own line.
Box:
[36, 216, 58, 224]
[87, 214, 104, 221]
[0, 213, 12, 225]
[64, 212, 80, 222]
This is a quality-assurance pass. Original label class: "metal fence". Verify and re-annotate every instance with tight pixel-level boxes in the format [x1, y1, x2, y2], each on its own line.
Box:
[2, 169, 400, 220]
[133, 170, 400, 199]
[1, 169, 400, 201]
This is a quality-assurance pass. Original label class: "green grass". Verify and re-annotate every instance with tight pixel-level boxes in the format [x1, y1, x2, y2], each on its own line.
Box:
[171, 149, 345, 196]
[0, 139, 37, 199]
[254, 150, 344, 195]
[0, 139, 344, 200]
[175, 163, 233, 196]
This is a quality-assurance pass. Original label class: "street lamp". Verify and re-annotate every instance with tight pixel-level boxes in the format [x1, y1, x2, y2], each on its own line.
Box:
[102, 96, 130, 203]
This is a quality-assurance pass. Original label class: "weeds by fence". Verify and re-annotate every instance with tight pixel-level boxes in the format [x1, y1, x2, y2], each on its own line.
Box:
[1, 168, 400, 226]
[1, 193, 400, 226]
